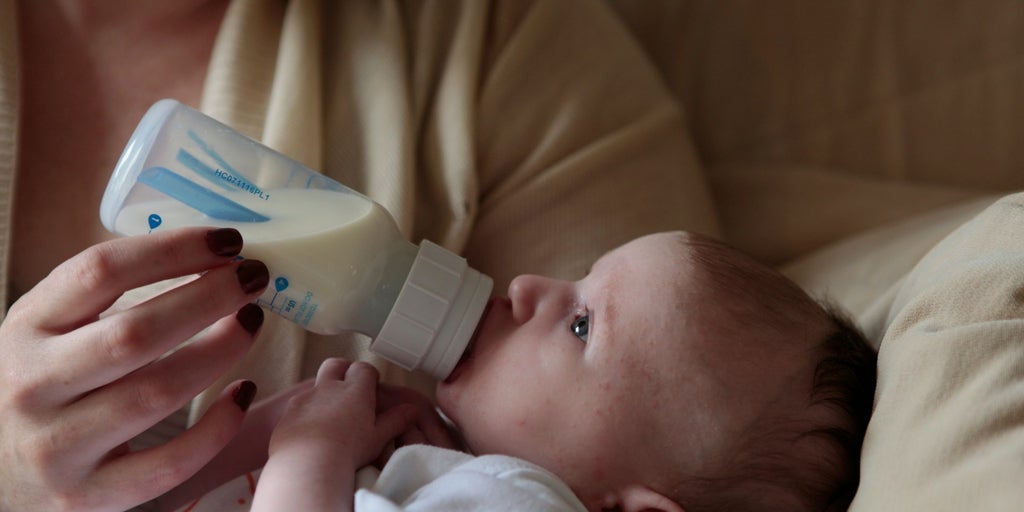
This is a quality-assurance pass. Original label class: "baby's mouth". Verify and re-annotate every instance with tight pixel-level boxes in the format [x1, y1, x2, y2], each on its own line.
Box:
[443, 297, 494, 383]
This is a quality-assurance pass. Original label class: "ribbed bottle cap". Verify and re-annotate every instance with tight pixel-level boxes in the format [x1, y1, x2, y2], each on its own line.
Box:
[371, 240, 493, 380]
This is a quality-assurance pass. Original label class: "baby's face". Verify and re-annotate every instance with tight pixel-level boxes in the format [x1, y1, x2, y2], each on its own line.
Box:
[436, 232, 817, 506]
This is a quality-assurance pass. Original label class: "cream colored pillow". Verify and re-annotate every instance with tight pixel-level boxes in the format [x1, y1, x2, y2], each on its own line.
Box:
[783, 196, 997, 343]
[837, 193, 1024, 510]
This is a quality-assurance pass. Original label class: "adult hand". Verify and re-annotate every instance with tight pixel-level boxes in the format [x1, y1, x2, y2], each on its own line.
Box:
[156, 379, 316, 512]
[0, 227, 269, 511]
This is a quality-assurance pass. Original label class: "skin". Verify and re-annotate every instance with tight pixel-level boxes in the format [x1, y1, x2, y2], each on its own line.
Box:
[435, 231, 824, 511]
[226, 231, 827, 512]
[209, 360, 455, 512]
[12, 0, 228, 299]
[6, 3, 466, 509]
[251, 361, 415, 512]
[4, 4, 825, 508]
[1, 3, 275, 509]
[0, 227, 268, 510]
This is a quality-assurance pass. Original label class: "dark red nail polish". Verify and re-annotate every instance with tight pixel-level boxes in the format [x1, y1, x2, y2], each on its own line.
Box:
[233, 380, 257, 412]
[236, 303, 265, 335]
[236, 260, 269, 294]
[206, 228, 243, 257]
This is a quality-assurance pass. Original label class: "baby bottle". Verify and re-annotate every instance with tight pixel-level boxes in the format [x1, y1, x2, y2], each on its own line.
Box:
[99, 99, 492, 380]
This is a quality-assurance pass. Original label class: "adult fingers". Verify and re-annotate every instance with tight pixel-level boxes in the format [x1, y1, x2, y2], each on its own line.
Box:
[51, 260, 267, 398]
[158, 379, 317, 512]
[65, 306, 262, 462]
[18, 227, 244, 333]
[83, 380, 257, 511]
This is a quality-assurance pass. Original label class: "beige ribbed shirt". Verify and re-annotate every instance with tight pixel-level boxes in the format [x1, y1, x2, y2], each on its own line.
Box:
[0, 2, 715, 508]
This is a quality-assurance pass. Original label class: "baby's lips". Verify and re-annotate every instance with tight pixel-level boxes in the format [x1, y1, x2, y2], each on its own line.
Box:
[445, 297, 498, 383]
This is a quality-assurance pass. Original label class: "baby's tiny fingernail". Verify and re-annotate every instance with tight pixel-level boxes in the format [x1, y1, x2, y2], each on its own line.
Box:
[233, 380, 258, 412]
[236, 303, 264, 335]
[236, 260, 269, 294]
[206, 228, 243, 257]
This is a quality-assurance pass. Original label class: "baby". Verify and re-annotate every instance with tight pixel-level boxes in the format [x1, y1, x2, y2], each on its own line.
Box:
[170, 231, 877, 512]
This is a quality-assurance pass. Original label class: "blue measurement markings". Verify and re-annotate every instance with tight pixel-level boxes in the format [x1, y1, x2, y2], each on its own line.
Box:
[147, 214, 162, 233]
[260, 276, 297, 314]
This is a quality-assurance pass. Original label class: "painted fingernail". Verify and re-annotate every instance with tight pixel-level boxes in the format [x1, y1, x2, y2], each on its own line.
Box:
[236, 260, 269, 294]
[206, 228, 243, 257]
[233, 380, 257, 412]
[236, 303, 264, 335]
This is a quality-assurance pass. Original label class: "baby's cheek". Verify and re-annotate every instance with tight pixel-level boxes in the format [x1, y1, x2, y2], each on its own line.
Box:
[503, 395, 554, 436]
[586, 453, 612, 482]
[467, 396, 551, 456]
[559, 451, 622, 508]
[610, 355, 665, 407]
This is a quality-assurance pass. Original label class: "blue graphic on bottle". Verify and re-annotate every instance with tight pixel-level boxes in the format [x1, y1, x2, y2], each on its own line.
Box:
[257, 276, 318, 327]
[133, 128, 335, 328]
[147, 214, 162, 233]
[270, 277, 289, 309]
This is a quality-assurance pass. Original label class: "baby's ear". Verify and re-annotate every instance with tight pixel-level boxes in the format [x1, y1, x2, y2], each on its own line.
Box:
[612, 484, 684, 512]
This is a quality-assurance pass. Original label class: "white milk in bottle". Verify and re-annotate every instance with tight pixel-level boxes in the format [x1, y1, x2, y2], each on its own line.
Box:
[102, 100, 492, 380]
[113, 189, 413, 336]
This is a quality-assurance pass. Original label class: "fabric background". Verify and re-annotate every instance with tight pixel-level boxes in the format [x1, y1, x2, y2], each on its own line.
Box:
[848, 194, 1024, 510]
[189, 0, 719, 415]
[611, 2, 1024, 508]
[2, 0, 1024, 509]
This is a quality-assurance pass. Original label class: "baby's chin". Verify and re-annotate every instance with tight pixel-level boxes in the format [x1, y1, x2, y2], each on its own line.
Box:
[433, 384, 459, 425]
[432, 389, 479, 452]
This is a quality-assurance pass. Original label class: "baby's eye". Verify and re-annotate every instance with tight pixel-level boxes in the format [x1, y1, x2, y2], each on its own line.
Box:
[571, 314, 589, 343]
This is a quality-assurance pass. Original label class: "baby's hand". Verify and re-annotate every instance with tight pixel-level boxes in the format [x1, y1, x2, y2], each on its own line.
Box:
[376, 383, 461, 460]
[253, 360, 414, 511]
[268, 359, 415, 472]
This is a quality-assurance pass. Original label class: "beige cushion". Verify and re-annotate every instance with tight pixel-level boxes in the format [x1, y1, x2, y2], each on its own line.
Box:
[714, 164, 983, 265]
[609, 0, 1024, 192]
[831, 193, 1024, 510]
[783, 196, 998, 343]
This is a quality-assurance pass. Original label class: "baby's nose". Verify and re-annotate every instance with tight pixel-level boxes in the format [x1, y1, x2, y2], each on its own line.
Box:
[507, 274, 552, 324]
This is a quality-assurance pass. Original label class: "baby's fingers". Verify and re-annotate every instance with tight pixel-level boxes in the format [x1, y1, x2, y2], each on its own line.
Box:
[374, 405, 418, 451]
[344, 361, 381, 391]
[315, 358, 353, 385]
[376, 384, 459, 449]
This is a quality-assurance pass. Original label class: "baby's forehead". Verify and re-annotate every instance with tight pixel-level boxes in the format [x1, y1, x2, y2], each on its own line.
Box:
[679, 236, 810, 307]
[600, 232, 729, 279]
[598, 232, 823, 348]
[621, 233, 827, 358]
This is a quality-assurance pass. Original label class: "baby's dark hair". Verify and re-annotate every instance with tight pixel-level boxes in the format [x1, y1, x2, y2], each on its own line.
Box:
[676, 233, 878, 512]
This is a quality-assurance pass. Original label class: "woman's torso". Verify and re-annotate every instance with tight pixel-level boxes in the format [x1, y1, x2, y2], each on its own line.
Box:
[10, 0, 227, 302]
